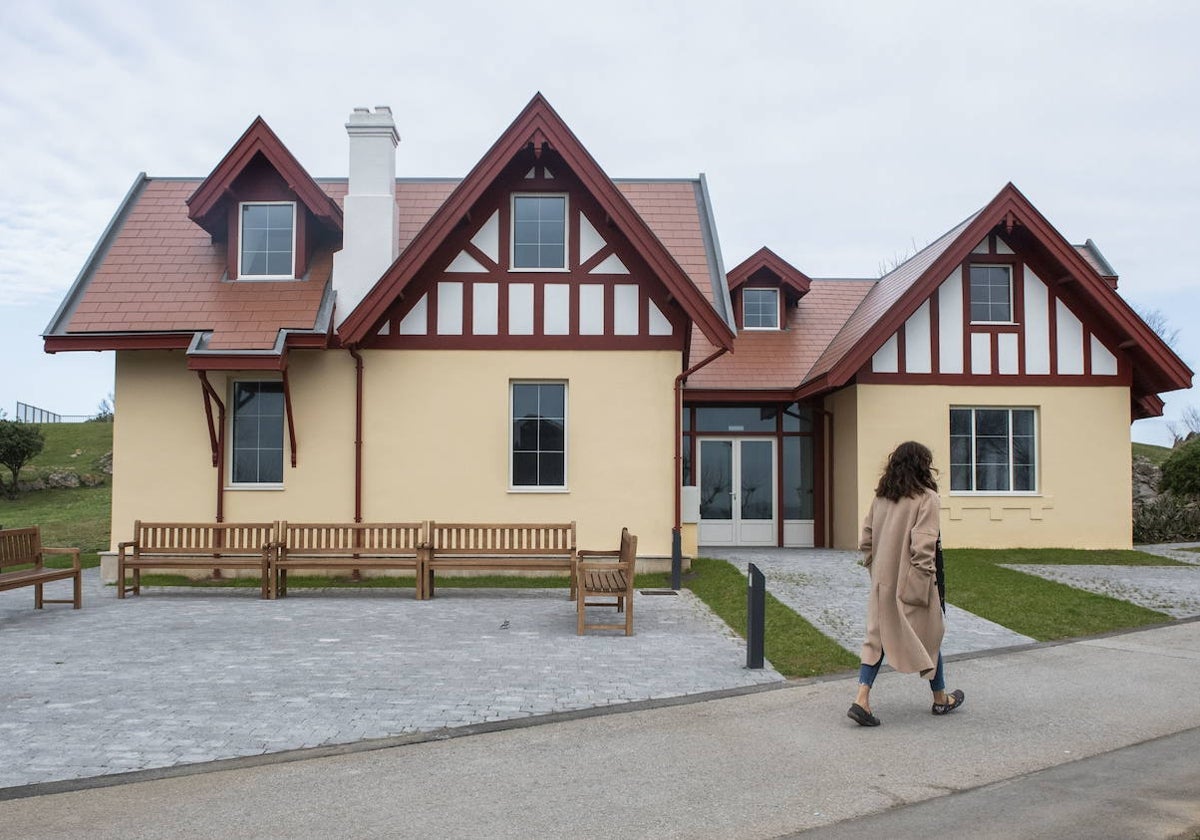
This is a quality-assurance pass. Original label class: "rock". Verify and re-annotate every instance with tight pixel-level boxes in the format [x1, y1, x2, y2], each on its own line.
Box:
[97, 451, 113, 475]
[45, 470, 80, 489]
[1132, 455, 1162, 507]
[80, 474, 106, 487]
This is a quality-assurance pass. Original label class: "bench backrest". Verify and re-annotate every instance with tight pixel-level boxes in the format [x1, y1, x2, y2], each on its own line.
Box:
[428, 522, 576, 555]
[279, 522, 425, 554]
[0, 527, 42, 571]
[133, 522, 275, 554]
[618, 528, 637, 571]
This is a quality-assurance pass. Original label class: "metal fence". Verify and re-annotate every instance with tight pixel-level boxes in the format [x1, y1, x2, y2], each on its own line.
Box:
[13, 402, 91, 423]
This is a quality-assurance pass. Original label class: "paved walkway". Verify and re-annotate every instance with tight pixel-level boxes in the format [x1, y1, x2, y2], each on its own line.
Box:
[703, 547, 1035, 654]
[0, 570, 781, 789]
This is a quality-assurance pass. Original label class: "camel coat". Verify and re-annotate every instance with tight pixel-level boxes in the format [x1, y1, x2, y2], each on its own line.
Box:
[859, 488, 944, 679]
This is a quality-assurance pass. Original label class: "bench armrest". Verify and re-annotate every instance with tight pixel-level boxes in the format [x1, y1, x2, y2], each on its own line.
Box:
[42, 547, 81, 569]
[576, 550, 620, 558]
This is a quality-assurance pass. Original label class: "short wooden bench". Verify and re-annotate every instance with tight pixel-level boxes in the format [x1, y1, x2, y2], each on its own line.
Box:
[0, 527, 82, 610]
[272, 521, 427, 599]
[423, 522, 577, 600]
[117, 521, 274, 599]
[576, 527, 637, 635]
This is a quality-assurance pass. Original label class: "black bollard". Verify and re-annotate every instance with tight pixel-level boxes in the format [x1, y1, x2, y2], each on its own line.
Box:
[671, 528, 682, 590]
[746, 563, 765, 669]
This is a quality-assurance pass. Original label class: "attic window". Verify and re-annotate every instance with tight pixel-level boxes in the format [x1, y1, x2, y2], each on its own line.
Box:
[512, 194, 567, 270]
[743, 288, 780, 330]
[239, 202, 296, 279]
[969, 265, 1012, 323]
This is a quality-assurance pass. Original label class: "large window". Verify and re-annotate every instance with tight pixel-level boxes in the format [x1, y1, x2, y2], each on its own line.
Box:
[231, 381, 285, 485]
[950, 407, 1036, 493]
[968, 265, 1012, 322]
[239, 202, 295, 278]
[742, 288, 780, 330]
[512, 194, 567, 269]
[511, 382, 567, 489]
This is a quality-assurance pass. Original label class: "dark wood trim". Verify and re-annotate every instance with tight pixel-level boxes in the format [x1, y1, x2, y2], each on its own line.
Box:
[1048, 286, 1059, 376]
[855, 370, 1133, 387]
[896, 317, 907, 373]
[961, 264, 972, 374]
[196, 372, 226, 523]
[726, 247, 812, 298]
[44, 334, 193, 353]
[683, 388, 796, 403]
[186, 355, 287, 371]
[281, 367, 298, 468]
[1083, 327, 1093, 375]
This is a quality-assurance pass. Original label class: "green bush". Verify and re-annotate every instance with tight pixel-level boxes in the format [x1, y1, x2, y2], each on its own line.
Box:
[1160, 438, 1200, 496]
[1133, 493, 1200, 543]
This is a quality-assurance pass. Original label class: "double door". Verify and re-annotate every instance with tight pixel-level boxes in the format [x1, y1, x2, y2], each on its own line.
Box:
[697, 438, 776, 546]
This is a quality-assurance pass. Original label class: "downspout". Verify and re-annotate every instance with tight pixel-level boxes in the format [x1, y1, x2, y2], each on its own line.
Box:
[348, 347, 364, 523]
[672, 346, 729, 588]
[197, 372, 226, 524]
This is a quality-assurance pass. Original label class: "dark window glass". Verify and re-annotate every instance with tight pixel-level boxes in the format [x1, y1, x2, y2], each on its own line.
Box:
[231, 381, 285, 484]
[511, 382, 567, 487]
[681, 434, 692, 485]
[782, 403, 813, 433]
[240, 203, 294, 278]
[742, 289, 779, 329]
[512, 196, 567, 268]
[695, 406, 777, 433]
[699, 440, 733, 520]
[782, 436, 815, 520]
[969, 265, 1012, 322]
[949, 407, 1037, 492]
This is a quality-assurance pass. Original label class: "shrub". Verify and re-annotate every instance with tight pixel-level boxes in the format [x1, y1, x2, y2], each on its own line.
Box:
[0, 420, 46, 498]
[1133, 493, 1200, 543]
[1160, 438, 1200, 496]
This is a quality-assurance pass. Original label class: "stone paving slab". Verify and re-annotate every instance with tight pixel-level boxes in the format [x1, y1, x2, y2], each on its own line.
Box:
[1005, 563, 1200, 619]
[701, 548, 1035, 656]
[0, 569, 781, 789]
[1133, 541, 1200, 565]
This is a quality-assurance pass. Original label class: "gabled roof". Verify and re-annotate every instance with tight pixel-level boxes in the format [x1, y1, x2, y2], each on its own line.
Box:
[726, 247, 812, 297]
[797, 183, 1192, 410]
[337, 94, 735, 349]
[186, 117, 343, 236]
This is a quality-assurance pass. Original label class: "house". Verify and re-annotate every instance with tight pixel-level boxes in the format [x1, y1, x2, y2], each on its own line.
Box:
[44, 95, 1192, 575]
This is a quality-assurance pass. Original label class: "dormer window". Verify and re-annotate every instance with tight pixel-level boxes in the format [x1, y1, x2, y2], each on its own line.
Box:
[743, 288, 780, 330]
[512, 194, 567, 270]
[969, 265, 1012, 323]
[239, 202, 296, 279]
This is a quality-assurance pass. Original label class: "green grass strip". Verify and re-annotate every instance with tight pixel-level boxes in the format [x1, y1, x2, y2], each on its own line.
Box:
[949, 547, 1187, 566]
[944, 549, 1170, 641]
[684, 557, 857, 678]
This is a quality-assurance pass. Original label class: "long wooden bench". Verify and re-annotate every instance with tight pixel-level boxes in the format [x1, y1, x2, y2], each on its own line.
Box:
[423, 521, 577, 600]
[272, 521, 427, 600]
[576, 528, 637, 635]
[0, 527, 82, 610]
[117, 521, 274, 599]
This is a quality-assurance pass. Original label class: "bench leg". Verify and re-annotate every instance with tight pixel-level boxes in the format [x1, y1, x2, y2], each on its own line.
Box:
[625, 594, 633, 636]
[133, 568, 141, 596]
[35, 582, 43, 609]
[73, 571, 82, 609]
[577, 592, 587, 635]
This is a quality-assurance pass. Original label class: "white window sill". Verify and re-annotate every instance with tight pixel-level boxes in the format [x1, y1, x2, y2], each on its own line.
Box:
[948, 491, 1039, 497]
[507, 486, 570, 494]
[236, 275, 300, 283]
[968, 321, 1019, 327]
[508, 267, 570, 273]
[226, 484, 286, 491]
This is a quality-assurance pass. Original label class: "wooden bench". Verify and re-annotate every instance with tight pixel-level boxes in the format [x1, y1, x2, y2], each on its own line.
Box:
[423, 522, 577, 600]
[272, 521, 427, 600]
[117, 521, 274, 599]
[576, 528, 637, 635]
[0, 527, 82, 610]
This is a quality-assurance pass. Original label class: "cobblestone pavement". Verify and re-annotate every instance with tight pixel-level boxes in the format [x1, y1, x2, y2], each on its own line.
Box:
[1134, 541, 1200, 565]
[1004, 564, 1200, 619]
[0, 570, 781, 789]
[701, 548, 1035, 655]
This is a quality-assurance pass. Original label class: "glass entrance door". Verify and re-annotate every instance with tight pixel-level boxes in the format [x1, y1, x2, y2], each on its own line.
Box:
[697, 438, 776, 546]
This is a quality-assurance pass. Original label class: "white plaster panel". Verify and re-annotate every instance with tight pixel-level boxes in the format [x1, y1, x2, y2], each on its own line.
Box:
[872, 334, 899, 373]
[997, 333, 1019, 374]
[578, 213, 606, 264]
[398, 294, 428, 335]
[470, 211, 500, 263]
[446, 251, 487, 273]
[1056, 299, 1085, 375]
[437, 282, 463, 335]
[996, 237, 1015, 255]
[937, 271, 963, 374]
[591, 254, 630, 275]
[1092, 334, 1118, 376]
[904, 300, 932, 373]
[614, 284, 640, 335]
[971, 333, 991, 374]
[509, 283, 534, 335]
[473, 283, 498, 335]
[544, 284, 570, 335]
[579, 285, 605, 335]
[971, 238, 989, 254]
[377, 323, 390, 336]
[544, 168, 554, 179]
[648, 300, 673, 336]
[1023, 268, 1051, 375]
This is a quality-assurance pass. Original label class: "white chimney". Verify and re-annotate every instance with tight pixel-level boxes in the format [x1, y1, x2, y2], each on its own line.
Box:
[333, 106, 399, 325]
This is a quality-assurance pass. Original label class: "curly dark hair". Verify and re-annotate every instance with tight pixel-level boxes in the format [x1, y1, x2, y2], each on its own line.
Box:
[874, 441, 938, 501]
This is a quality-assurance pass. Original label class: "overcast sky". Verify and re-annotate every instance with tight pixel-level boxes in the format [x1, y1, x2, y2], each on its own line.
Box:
[2, 1, 1197, 443]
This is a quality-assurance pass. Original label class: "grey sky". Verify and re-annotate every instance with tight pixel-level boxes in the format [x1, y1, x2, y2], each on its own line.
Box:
[2, 1, 1197, 443]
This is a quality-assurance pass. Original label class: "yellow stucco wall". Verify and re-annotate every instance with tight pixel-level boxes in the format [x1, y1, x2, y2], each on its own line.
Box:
[110, 348, 680, 557]
[829, 383, 1133, 549]
[825, 386, 859, 549]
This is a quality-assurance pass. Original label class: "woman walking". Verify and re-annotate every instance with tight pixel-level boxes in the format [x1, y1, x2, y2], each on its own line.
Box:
[847, 441, 964, 727]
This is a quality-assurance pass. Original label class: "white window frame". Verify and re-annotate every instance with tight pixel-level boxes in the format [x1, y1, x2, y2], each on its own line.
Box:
[968, 264, 1015, 324]
[742, 288, 781, 330]
[509, 193, 569, 272]
[238, 201, 297, 280]
[509, 380, 569, 493]
[227, 378, 286, 490]
[949, 406, 1038, 495]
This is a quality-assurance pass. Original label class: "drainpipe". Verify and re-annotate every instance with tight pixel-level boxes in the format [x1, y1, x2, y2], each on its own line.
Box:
[197, 372, 226, 523]
[348, 347, 364, 523]
[672, 347, 729, 588]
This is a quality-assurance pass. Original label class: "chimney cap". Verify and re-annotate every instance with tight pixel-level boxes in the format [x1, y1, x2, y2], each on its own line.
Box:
[346, 106, 399, 143]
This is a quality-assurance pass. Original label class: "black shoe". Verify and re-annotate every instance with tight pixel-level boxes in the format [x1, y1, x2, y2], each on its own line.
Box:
[932, 689, 965, 716]
[847, 703, 880, 726]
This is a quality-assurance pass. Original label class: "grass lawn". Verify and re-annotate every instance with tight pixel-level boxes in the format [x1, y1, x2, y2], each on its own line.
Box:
[25, 421, 113, 473]
[1132, 441, 1173, 466]
[944, 548, 1176, 641]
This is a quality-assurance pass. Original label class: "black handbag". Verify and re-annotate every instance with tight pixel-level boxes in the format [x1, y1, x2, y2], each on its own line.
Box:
[934, 534, 946, 613]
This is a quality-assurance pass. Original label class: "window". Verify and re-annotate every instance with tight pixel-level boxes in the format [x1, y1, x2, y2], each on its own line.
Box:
[742, 288, 780, 329]
[231, 381, 285, 485]
[239, 202, 295, 278]
[511, 382, 567, 489]
[950, 407, 1036, 493]
[969, 265, 1012, 322]
[512, 195, 567, 269]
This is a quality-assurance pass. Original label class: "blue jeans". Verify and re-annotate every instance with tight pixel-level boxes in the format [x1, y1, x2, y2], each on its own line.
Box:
[859, 652, 945, 693]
